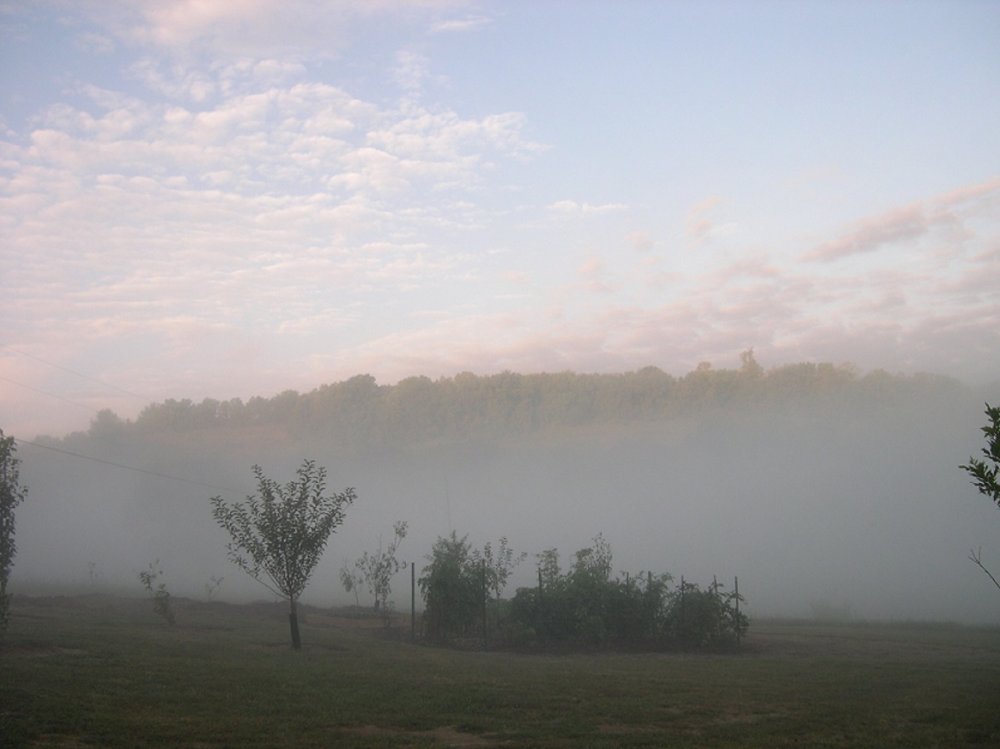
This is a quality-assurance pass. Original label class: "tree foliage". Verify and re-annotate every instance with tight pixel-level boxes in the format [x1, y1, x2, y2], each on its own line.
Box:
[353, 520, 408, 621]
[138, 560, 175, 626]
[1, 430, 28, 634]
[88, 354, 962, 450]
[961, 402, 1000, 592]
[418, 532, 482, 642]
[473, 536, 527, 604]
[961, 402, 1000, 507]
[210, 460, 355, 648]
[339, 564, 362, 606]
[415, 532, 748, 651]
[508, 536, 747, 650]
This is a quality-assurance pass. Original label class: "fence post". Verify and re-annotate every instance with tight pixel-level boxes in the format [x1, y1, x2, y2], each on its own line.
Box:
[536, 567, 544, 635]
[734, 576, 741, 650]
[481, 558, 488, 650]
[679, 575, 686, 639]
[712, 575, 720, 640]
[411, 562, 416, 642]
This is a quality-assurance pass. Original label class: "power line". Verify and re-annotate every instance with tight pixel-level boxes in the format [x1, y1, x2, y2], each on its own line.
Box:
[0, 344, 149, 401]
[0, 375, 96, 411]
[13, 437, 247, 496]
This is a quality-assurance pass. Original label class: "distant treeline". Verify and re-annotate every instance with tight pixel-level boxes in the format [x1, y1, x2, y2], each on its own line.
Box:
[79, 352, 965, 448]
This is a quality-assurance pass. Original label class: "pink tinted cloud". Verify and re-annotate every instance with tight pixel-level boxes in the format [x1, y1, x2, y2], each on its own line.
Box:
[808, 177, 1000, 262]
[577, 257, 613, 294]
[686, 195, 721, 243]
[808, 204, 947, 261]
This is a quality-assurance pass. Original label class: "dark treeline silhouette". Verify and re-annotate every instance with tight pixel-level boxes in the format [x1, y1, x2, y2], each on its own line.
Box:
[57, 352, 965, 450]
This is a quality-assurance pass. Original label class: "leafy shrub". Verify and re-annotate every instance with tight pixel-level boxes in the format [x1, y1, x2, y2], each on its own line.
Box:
[419, 532, 482, 642]
[506, 537, 747, 650]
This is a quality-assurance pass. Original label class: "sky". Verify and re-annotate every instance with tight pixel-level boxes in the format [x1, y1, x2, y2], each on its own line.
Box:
[1, 0, 999, 439]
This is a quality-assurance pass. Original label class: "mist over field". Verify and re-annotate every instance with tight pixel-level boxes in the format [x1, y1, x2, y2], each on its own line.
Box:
[11, 362, 999, 624]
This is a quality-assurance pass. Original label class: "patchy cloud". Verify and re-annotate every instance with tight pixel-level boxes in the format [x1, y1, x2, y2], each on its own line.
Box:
[430, 15, 492, 34]
[2, 2, 999, 439]
[548, 200, 628, 217]
[808, 177, 1000, 262]
[626, 230, 654, 253]
[577, 256, 613, 294]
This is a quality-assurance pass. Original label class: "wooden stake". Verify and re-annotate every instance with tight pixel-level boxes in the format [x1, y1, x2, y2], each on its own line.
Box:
[734, 576, 741, 650]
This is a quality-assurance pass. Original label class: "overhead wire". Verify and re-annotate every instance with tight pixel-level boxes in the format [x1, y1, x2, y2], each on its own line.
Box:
[0, 344, 149, 401]
[0, 374, 97, 411]
[2, 344, 247, 497]
[13, 436, 247, 496]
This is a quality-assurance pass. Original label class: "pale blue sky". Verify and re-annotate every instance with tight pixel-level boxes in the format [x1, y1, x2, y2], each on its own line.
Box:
[1, 0, 998, 437]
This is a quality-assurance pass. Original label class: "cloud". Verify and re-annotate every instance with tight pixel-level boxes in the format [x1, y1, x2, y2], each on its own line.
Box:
[75, 31, 115, 54]
[75, 0, 470, 62]
[684, 195, 740, 245]
[808, 177, 1000, 262]
[626, 230, 654, 253]
[808, 204, 949, 261]
[1, 66, 542, 388]
[394, 50, 431, 95]
[548, 200, 628, 217]
[686, 196, 719, 241]
[577, 257, 613, 294]
[429, 15, 492, 34]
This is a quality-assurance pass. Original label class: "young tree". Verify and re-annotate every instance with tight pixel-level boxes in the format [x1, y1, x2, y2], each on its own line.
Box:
[1, 430, 28, 634]
[475, 536, 527, 605]
[339, 563, 362, 606]
[354, 521, 408, 622]
[536, 548, 561, 588]
[961, 402, 1000, 592]
[210, 460, 355, 649]
[138, 560, 175, 626]
[419, 532, 481, 641]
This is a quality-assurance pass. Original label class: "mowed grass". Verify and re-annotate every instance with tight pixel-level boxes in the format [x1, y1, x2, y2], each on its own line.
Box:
[2, 595, 999, 748]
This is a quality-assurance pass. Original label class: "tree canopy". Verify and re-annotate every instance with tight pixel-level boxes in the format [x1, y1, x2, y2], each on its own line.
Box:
[1, 430, 28, 634]
[961, 403, 1000, 593]
[210, 460, 354, 648]
[64, 355, 967, 451]
[961, 402, 1000, 508]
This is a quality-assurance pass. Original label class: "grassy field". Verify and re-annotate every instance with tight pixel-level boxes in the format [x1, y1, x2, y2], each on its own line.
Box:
[2, 595, 999, 748]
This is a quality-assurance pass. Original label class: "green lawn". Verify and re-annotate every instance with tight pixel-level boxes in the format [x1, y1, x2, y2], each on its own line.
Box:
[2, 595, 999, 747]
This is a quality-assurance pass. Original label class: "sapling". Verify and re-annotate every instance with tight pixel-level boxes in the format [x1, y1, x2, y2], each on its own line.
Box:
[339, 563, 362, 606]
[354, 521, 408, 623]
[204, 575, 224, 599]
[139, 560, 175, 626]
[474, 537, 527, 626]
[210, 460, 355, 649]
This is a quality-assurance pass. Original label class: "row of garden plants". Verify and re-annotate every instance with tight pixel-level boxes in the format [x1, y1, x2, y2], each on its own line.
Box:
[417, 531, 748, 651]
[120, 458, 746, 653]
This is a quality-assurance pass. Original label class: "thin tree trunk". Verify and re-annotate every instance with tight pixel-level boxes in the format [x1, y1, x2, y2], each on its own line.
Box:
[289, 596, 302, 650]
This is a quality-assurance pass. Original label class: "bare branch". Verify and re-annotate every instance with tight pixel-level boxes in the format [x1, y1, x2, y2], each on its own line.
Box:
[969, 547, 1000, 594]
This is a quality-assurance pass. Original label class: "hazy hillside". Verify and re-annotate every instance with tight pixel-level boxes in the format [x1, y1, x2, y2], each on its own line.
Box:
[12, 357, 1000, 623]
